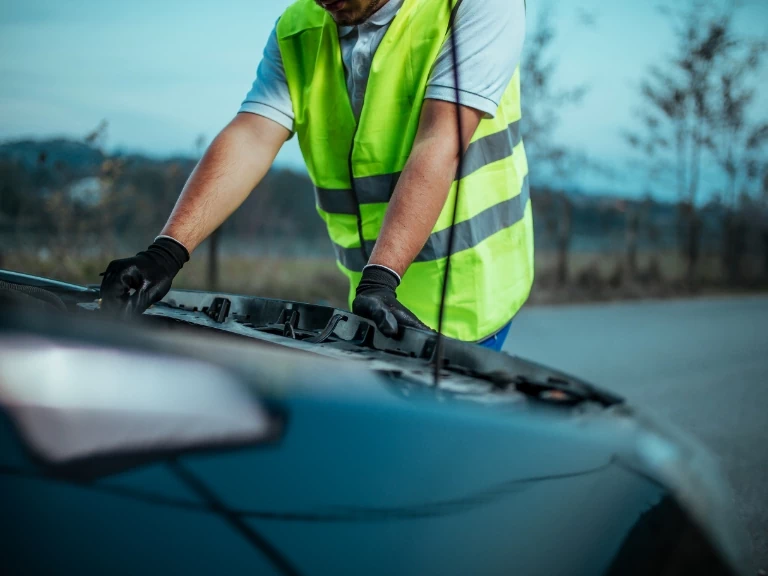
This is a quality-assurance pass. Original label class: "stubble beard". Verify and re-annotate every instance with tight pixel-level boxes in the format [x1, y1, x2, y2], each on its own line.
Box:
[334, 0, 386, 26]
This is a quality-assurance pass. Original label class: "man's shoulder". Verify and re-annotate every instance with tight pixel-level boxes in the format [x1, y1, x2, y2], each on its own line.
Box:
[277, 0, 328, 39]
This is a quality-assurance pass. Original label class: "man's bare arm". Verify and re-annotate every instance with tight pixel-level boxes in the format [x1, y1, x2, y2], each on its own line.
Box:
[368, 99, 483, 276]
[161, 113, 290, 251]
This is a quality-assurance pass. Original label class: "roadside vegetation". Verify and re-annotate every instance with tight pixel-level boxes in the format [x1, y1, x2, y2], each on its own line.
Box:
[1, 0, 767, 307]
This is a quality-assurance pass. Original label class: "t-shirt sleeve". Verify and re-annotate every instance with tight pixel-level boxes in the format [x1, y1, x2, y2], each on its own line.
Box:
[425, 0, 526, 118]
[239, 21, 295, 133]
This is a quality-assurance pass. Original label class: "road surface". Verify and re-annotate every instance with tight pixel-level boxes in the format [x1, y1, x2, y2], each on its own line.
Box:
[504, 295, 768, 570]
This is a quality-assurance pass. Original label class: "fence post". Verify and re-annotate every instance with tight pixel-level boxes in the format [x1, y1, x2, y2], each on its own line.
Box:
[208, 227, 220, 291]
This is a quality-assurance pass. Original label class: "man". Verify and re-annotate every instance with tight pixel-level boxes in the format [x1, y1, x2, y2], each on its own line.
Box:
[100, 0, 531, 351]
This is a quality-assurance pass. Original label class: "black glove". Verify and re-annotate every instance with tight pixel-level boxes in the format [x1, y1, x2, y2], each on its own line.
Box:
[100, 238, 189, 316]
[352, 266, 433, 338]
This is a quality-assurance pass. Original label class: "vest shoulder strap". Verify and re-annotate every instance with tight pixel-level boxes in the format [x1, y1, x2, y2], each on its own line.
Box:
[277, 0, 327, 39]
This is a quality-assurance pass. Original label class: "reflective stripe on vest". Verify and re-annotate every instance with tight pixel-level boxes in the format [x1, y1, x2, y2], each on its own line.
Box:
[276, 0, 535, 341]
[315, 121, 523, 215]
[332, 176, 530, 272]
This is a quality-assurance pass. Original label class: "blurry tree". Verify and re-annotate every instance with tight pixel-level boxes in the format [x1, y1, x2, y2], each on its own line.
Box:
[705, 22, 768, 283]
[84, 120, 109, 150]
[624, 205, 639, 283]
[0, 161, 28, 227]
[555, 196, 572, 286]
[763, 169, 768, 202]
[0, 160, 30, 265]
[521, 5, 588, 182]
[625, 0, 733, 288]
[521, 4, 590, 286]
[194, 134, 207, 158]
[763, 168, 768, 275]
[641, 194, 663, 283]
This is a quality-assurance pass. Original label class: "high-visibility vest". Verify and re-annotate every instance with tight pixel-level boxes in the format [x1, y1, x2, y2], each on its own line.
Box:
[277, 0, 534, 341]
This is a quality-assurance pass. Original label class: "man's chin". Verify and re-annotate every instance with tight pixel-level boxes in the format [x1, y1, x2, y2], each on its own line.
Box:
[318, 1, 355, 24]
[329, 12, 364, 26]
[321, 0, 383, 26]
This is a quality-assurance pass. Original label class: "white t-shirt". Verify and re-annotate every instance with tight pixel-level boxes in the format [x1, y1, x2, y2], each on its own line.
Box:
[240, 0, 526, 131]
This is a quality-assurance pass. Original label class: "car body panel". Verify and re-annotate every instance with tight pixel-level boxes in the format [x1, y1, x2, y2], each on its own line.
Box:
[0, 270, 753, 575]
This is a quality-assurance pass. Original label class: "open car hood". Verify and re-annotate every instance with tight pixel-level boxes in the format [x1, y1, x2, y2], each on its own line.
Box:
[0, 269, 624, 408]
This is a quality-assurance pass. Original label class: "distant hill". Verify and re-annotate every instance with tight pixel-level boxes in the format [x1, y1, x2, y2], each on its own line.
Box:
[0, 137, 331, 255]
[0, 138, 105, 172]
[0, 136, 733, 255]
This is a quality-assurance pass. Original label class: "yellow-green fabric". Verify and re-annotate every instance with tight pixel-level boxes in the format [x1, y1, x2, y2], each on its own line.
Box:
[277, 0, 534, 341]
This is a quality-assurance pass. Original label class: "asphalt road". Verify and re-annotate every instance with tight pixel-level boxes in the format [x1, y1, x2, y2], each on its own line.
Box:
[504, 295, 768, 570]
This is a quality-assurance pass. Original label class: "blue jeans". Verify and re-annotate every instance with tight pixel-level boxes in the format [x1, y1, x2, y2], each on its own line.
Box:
[477, 321, 512, 352]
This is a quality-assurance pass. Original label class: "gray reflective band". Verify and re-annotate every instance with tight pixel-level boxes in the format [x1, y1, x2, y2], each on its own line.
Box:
[333, 176, 530, 272]
[314, 186, 357, 215]
[333, 240, 376, 272]
[355, 172, 401, 204]
[315, 120, 521, 215]
[416, 176, 530, 262]
[459, 120, 521, 180]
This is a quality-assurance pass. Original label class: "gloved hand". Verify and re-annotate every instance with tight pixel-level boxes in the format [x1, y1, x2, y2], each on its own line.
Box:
[352, 265, 433, 338]
[100, 237, 189, 316]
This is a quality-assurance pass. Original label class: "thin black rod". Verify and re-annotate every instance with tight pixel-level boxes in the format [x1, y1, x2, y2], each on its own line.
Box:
[433, 0, 465, 386]
[168, 460, 304, 576]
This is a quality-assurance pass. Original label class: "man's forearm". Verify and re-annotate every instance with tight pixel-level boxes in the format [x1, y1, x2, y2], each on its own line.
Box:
[368, 100, 483, 277]
[161, 113, 289, 252]
[368, 139, 458, 277]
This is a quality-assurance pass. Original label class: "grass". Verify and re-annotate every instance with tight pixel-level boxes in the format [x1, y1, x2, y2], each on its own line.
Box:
[176, 256, 349, 307]
[1, 251, 350, 307]
[3, 249, 767, 308]
[530, 249, 768, 305]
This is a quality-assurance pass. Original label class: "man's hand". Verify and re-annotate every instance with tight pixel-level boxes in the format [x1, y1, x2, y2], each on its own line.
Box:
[352, 266, 433, 338]
[100, 238, 189, 316]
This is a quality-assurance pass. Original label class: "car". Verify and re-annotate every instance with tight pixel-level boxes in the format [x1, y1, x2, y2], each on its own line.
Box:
[0, 269, 754, 576]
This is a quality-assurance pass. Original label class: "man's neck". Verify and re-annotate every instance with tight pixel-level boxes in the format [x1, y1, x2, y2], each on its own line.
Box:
[339, 0, 401, 32]
[352, 0, 393, 27]
[366, 0, 403, 25]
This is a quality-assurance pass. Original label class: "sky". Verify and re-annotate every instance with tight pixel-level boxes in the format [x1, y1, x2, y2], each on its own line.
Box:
[1, 0, 767, 200]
